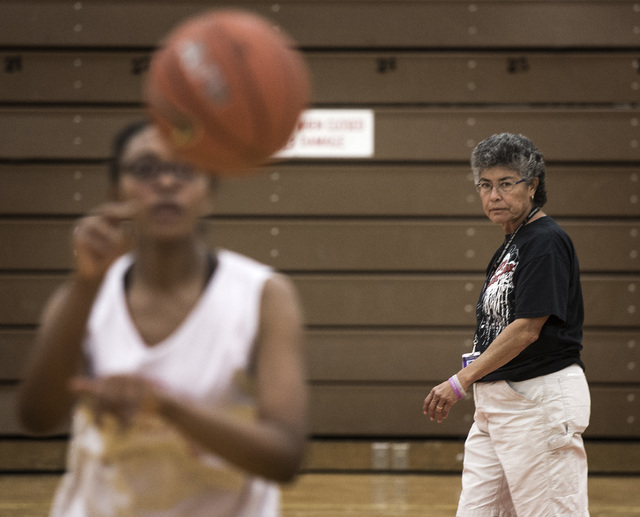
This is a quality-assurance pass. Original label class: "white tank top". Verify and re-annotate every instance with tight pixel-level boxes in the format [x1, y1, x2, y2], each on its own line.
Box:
[50, 250, 280, 517]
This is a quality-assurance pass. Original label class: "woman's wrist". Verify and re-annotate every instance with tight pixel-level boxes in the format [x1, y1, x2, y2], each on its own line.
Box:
[448, 374, 466, 399]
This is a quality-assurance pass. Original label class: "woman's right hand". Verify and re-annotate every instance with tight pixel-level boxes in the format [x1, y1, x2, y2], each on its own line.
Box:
[72, 202, 138, 281]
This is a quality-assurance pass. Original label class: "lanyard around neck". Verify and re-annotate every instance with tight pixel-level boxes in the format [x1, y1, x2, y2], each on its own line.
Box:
[485, 206, 540, 284]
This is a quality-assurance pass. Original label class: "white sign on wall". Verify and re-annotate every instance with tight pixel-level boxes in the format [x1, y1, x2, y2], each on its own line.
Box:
[276, 109, 375, 158]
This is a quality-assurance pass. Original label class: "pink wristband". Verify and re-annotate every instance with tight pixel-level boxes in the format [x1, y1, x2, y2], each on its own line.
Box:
[449, 375, 466, 400]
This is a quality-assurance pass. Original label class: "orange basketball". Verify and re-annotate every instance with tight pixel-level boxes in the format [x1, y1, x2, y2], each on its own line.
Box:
[145, 9, 310, 175]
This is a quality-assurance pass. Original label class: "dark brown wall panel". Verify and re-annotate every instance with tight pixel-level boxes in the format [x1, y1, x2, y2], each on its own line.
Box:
[304, 330, 640, 384]
[0, 330, 33, 380]
[295, 275, 640, 327]
[0, 276, 61, 326]
[2, 385, 637, 438]
[0, 51, 148, 104]
[0, 0, 637, 449]
[0, 2, 636, 48]
[310, 53, 640, 105]
[374, 109, 640, 162]
[2, 329, 637, 384]
[0, 220, 637, 273]
[309, 385, 640, 438]
[0, 275, 637, 327]
[1, 164, 638, 217]
[2, 108, 639, 162]
[0, 165, 109, 216]
[2, 51, 637, 105]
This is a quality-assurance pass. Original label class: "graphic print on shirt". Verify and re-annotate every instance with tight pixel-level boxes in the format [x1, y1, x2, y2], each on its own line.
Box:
[473, 244, 520, 352]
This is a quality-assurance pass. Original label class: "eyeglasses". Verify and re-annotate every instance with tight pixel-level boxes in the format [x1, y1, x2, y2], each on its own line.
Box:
[121, 158, 198, 183]
[475, 178, 526, 195]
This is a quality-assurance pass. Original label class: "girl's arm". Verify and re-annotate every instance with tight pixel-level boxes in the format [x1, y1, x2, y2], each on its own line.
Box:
[17, 202, 134, 433]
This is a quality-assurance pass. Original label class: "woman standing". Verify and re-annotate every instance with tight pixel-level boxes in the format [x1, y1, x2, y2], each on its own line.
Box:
[17, 121, 308, 516]
[423, 133, 590, 516]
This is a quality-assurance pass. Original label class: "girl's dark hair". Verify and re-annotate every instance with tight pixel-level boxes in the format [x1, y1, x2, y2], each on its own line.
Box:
[108, 120, 152, 185]
[470, 133, 548, 208]
[108, 119, 219, 191]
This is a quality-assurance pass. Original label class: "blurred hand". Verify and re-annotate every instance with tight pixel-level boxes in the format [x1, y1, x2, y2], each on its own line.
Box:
[72, 202, 138, 281]
[70, 374, 163, 431]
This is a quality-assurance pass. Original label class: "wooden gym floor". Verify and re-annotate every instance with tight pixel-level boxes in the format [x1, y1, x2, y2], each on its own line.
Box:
[1, 473, 639, 516]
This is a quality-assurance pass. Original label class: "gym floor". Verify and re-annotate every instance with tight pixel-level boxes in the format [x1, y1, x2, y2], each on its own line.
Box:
[1, 473, 639, 516]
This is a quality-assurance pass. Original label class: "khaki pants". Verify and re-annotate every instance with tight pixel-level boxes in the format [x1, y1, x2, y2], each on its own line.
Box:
[457, 364, 590, 517]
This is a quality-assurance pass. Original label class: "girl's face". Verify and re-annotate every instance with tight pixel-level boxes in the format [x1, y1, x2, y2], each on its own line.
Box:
[117, 125, 213, 241]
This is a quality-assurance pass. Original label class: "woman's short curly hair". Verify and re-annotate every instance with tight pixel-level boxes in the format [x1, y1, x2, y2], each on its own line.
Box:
[470, 133, 547, 207]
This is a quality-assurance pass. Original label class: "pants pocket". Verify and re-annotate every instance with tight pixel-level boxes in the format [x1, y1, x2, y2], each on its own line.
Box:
[558, 371, 591, 435]
[546, 369, 590, 451]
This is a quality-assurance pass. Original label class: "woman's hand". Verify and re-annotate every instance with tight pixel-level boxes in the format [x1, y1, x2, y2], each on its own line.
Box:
[423, 379, 459, 423]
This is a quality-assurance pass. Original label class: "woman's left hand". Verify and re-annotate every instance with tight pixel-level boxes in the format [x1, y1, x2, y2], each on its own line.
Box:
[423, 380, 459, 423]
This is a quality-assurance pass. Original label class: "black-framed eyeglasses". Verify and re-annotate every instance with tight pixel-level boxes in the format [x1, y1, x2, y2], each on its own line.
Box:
[475, 178, 526, 195]
[121, 158, 198, 183]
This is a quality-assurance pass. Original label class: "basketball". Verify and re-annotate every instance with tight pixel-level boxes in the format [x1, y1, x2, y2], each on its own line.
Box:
[145, 9, 310, 175]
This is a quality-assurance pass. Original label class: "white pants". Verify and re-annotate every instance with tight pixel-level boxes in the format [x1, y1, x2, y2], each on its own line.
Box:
[457, 364, 590, 517]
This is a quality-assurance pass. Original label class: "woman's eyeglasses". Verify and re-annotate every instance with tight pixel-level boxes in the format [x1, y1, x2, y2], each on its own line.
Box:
[475, 179, 526, 195]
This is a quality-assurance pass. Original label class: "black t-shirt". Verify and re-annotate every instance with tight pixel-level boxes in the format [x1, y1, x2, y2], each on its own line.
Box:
[473, 216, 585, 382]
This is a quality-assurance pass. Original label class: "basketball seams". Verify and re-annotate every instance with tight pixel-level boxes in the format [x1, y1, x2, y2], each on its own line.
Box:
[174, 18, 255, 159]
[206, 16, 307, 161]
[145, 9, 309, 173]
[150, 16, 263, 169]
[205, 20, 271, 161]
[148, 39, 205, 148]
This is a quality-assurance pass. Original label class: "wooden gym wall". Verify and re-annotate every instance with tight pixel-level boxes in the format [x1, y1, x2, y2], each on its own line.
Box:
[0, 0, 639, 474]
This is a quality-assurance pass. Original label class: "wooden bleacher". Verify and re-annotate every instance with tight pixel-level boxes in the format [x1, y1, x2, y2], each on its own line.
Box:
[0, 0, 638, 476]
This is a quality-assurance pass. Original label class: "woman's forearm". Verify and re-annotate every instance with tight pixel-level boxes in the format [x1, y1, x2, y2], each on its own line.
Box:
[457, 316, 548, 390]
